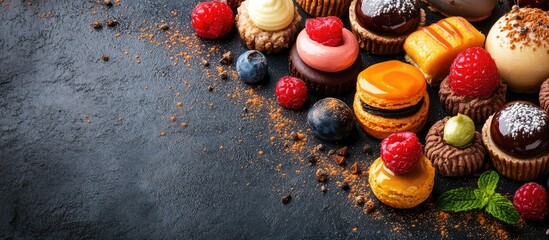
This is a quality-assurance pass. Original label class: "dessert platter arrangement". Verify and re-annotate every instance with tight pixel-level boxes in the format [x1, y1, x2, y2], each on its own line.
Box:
[2, 0, 549, 238]
[191, 0, 549, 236]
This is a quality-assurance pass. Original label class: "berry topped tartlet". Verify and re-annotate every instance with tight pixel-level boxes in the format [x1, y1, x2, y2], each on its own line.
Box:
[439, 47, 507, 124]
[404, 16, 485, 86]
[482, 101, 549, 181]
[425, 114, 486, 177]
[236, 0, 302, 54]
[423, 0, 497, 22]
[349, 0, 426, 55]
[289, 16, 362, 96]
[369, 132, 435, 209]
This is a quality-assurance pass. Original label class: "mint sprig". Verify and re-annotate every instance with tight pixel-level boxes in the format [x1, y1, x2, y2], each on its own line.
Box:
[436, 171, 519, 224]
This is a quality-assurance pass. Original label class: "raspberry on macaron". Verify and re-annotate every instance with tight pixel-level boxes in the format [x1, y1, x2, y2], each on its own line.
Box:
[381, 132, 423, 175]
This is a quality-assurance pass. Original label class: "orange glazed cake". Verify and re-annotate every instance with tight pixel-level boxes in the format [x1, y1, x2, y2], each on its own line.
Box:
[404, 16, 485, 86]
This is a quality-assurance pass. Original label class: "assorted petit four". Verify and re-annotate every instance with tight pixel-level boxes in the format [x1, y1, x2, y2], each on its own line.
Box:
[485, 7, 549, 93]
[439, 47, 507, 124]
[369, 132, 435, 209]
[307, 98, 354, 141]
[425, 114, 486, 177]
[353, 61, 429, 139]
[289, 16, 362, 96]
[404, 16, 485, 86]
[236, 0, 302, 54]
[349, 0, 426, 55]
[423, 0, 497, 22]
[482, 101, 549, 181]
[296, 0, 352, 17]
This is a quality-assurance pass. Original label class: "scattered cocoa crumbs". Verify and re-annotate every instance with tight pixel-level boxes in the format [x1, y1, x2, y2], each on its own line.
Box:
[160, 24, 169, 31]
[341, 182, 350, 191]
[320, 185, 327, 192]
[170, 116, 176, 122]
[177, 102, 183, 107]
[331, 155, 346, 165]
[327, 149, 335, 156]
[242, 107, 248, 112]
[355, 195, 365, 206]
[101, 54, 109, 61]
[336, 146, 348, 156]
[92, 20, 102, 29]
[306, 154, 317, 165]
[316, 168, 328, 182]
[159, 132, 166, 136]
[104, 0, 112, 7]
[220, 51, 232, 65]
[289, 131, 298, 141]
[258, 150, 264, 155]
[219, 145, 224, 150]
[106, 19, 118, 27]
[282, 195, 291, 204]
[350, 162, 361, 174]
[219, 70, 228, 79]
[181, 122, 187, 127]
[364, 200, 375, 213]
[283, 141, 289, 148]
[362, 144, 372, 154]
[207, 86, 213, 92]
[201, 59, 209, 67]
[315, 144, 325, 152]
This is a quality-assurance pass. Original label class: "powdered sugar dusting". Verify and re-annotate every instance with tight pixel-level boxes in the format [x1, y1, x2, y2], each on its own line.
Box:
[370, 0, 417, 16]
[499, 102, 548, 138]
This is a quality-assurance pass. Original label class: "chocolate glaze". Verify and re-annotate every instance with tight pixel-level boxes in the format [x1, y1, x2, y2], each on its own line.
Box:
[355, 0, 420, 36]
[490, 101, 549, 158]
[360, 97, 424, 119]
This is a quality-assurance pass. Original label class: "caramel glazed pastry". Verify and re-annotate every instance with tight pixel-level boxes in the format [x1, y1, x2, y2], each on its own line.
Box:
[423, 0, 497, 22]
[236, 0, 302, 54]
[425, 116, 485, 177]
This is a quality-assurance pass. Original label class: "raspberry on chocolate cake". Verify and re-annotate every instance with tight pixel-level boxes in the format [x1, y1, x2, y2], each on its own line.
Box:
[439, 47, 507, 124]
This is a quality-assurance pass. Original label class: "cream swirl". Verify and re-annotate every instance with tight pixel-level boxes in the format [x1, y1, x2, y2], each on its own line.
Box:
[296, 29, 359, 73]
[248, 0, 295, 31]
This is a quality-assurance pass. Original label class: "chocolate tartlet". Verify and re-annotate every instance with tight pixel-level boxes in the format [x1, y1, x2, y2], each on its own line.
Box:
[425, 116, 485, 177]
[296, 0, 352, 17]
[349, 0, 426, 55]
[540, 78, 549, 113]
[439, 77, 507, 124]
[482, 101, 549, 181]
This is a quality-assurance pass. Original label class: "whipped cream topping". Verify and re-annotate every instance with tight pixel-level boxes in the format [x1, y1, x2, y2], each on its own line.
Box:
[248, 0, 295, 31]
[296, 29, 359, 73]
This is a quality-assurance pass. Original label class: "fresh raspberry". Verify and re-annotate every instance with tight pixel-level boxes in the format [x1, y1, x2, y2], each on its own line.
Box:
[305, 16, 344, 47]
[380, 132, 422, 175]
[191, 1, 234, 39]
[448, 47, 500, 98]
[275, 76, 308, 109]
[513, 182, 548, 221]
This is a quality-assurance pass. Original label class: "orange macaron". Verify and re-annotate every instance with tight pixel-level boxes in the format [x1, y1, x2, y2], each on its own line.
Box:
[353, 60, 429, 139]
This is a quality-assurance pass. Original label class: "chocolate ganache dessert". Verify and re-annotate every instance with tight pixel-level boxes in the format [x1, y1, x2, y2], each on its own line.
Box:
[355, 0, 420, 36]
[482, 101, 549, 181]
[349, 0, 426, 54]
[490, 101, 549, 158]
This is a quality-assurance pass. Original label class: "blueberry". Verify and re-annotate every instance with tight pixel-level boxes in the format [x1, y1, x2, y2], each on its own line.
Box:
[307, 98, 354, 141]
[236, 50, 267, 83]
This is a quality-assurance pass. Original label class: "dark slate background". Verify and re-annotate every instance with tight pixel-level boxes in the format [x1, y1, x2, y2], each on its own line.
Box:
[1, 0, 547, 239]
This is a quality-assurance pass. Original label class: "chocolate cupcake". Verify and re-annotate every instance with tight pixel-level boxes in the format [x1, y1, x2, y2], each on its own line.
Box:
[482, 101, 549, 181]
[349, 0, 426, 55]
[235, 0, 301, 54]
[289, 16, 361, 96]
[540, 78, 549, 113]
[425, 115, 485, 177]
[296, 0, 352, 17]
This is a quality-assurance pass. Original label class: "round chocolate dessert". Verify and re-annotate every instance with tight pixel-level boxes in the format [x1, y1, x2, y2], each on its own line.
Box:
[490, 101, 549, 158]
[355, 0, 420, 36]
[482, 101, 549, 181]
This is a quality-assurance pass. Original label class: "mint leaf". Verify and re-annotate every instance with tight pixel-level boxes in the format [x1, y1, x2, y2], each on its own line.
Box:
[478, 171, 499, 196]
[485, 193, 520, 225]
[437, 187, 485, 212]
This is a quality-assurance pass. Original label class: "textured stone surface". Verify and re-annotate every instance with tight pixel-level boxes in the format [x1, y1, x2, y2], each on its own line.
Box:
[0, 1, 546, 239]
